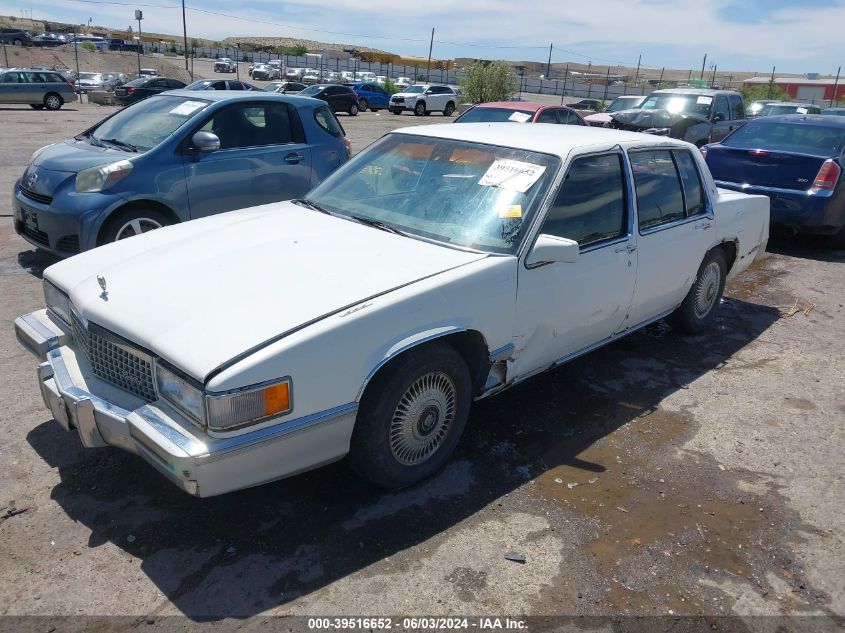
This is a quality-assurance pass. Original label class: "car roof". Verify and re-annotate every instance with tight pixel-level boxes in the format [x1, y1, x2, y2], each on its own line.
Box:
[162, 90, 325, 106]
[652, 88, 738, 96]
[761, 101, 820, 108]
[471, 102, 547, 112]
[749, 114, 845, 127]
[392, 122, 691, 157]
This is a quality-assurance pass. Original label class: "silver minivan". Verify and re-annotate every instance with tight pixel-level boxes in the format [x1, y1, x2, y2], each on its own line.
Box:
[0, 69, 78, 110]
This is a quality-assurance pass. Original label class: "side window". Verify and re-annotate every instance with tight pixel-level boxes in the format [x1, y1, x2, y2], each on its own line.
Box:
[714, 96, 730, 120]
[729, 94, 744, 120]
[536, 110, 557, 124]
[673, 151, 707, 216]
[214, 81, 227, 90]
[206, 103, 301, 149]
[314, 106, 344, 138]
[630, 150, 686, 230]
[167, 80, 184, 89]
[376, 86, 387, 95]
[541, 153, 628, 246]
[150, 79, 167, 89]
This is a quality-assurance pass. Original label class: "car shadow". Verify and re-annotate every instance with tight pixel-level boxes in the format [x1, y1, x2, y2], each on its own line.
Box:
[17, 248, 60, 279]
[26, 295, 781, 619]
[0, 107, 80, 112]
[766, 234, 845, 263]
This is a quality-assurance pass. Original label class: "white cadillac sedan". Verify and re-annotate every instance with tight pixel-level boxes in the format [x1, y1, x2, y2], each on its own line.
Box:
[15, 124, 770, 497]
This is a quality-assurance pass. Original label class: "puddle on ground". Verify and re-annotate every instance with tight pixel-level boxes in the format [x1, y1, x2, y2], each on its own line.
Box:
[725, 259, 788, 303]
[533, 407, 802, 614]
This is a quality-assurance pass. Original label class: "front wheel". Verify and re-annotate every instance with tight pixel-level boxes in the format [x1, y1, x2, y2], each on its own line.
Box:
[348, 102, 359, 116]
[391, 108, 402, 115]
[670, 248, 727, 334]
[443, 102, 455, 116]
[99, 208, 172, 244]
[348, 343, 472, 489]
[44, 93, 63, 110]
[414, 101, 426, 116]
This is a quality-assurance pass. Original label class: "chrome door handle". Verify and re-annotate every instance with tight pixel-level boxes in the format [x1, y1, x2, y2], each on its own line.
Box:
[695, 221, 712, 231]
[284, 152, 305, 163]
[615, 244, 637, 254]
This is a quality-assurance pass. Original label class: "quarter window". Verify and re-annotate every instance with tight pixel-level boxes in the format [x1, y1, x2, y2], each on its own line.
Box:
[314, 106, 344, 137]
[541, 153, 627, 246]
[536, 110, 557, 123]
[673, 151, 707, 216]
[630, 150, 685, 230]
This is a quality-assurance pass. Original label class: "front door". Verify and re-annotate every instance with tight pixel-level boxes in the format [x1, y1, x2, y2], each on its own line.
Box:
[183, 101, 313, 218]
[710, 95, 734, 142]
[512, 151, 637, 377]
[624, 148, 713, 328]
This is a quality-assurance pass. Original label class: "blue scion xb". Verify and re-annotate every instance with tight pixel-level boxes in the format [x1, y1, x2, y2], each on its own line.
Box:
[13, 91, 352, 256]
[703, 115, 845, 247]
[347, 82, 391, 112]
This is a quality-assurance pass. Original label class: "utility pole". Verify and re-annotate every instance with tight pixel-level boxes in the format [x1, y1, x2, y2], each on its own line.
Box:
[426, 27, 434, 79]
[831, 66, 841, 107]
[1, 39, 7, 67]
[633, 54, 641, 86]
[710, 64, 717, 87]
[181, 0, 189, 74]
[699, 53, 707, 81]
[560, 63, 569, 104]
[72, 28, 80, 81]
[768, 65, 776, 99]
[134, 10, 143, 75]
[546, 42, 553, 78]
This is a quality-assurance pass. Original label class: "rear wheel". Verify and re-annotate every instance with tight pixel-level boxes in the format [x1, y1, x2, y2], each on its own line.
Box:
[349, 343, 472, 489]
[44, 93, 63, 110]
[348, 102, 359, 116]
[443, 101, 455, 116]
[414, 101, 426, 116]
[829, 226, 845, 249]
[358, 98, 369, 112]
[13, 38, 22, 46]
[670, 248, 727, 334]
[99, 208, 172, 244]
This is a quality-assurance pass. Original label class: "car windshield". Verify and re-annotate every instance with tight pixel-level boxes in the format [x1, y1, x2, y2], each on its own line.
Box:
[264, 82, 281, 91]
[299, 85, 322, 96]
[822, 109, 845, 116]
[722, 120, 845, 156]
[89, 95, 210, 152]
[79, 73, 101, 80]
[457, 108, 536, 123]
[305, 134, 559, 254]
[606, 98, 642, 112]
[640, 93, 712, 117]
[758, 104, 813, 116]
[404, 85, 426, 94]
[185, 80, 213, 89]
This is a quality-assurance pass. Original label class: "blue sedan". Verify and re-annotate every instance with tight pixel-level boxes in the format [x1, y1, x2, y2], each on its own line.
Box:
[13, 91, 352, 256]
[703, 115, 845, 247]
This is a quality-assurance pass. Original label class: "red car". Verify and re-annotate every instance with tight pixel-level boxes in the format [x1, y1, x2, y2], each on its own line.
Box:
[454, 101, 586, 126]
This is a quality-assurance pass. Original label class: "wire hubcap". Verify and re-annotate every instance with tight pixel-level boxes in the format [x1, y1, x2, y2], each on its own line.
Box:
[694, 262, 721, 318]
[389, 372, 456, 466]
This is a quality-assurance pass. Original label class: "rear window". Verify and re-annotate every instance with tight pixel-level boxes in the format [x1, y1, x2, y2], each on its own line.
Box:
[314, 106, 344, 137]
[722, 120, 845, 156]
[457, 107, 536, 123]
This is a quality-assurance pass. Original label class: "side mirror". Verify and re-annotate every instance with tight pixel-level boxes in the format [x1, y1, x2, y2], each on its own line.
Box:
[525, 234, 579, 267]
[191, 131, 220, 153]
[713, 112, 726, 122]
[424, 89, 433, 95]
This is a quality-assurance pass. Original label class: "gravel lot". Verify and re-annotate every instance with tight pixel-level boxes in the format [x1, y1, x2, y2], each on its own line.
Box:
[0, 100, 843, 630]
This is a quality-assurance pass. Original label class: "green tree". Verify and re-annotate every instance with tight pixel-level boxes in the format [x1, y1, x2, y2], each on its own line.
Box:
[81, 41, 96, 52]
[460, 60, 517, 104]
[381, 77, 399, 94]
[283, 44, 307, 56]
[740, 84, 790, 103]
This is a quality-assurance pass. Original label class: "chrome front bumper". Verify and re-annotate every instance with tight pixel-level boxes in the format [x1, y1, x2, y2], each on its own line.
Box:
[15, 309, 358, 497]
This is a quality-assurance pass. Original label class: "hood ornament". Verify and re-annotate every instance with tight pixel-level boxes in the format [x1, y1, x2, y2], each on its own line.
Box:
[97, 275, 108, 301]
[26, 171, 38, 189]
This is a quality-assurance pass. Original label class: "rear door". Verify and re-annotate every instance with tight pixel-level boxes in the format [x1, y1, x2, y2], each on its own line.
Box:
[182, 101, 313, 218]
[0, 72, 26, 103]
[624, 148, 713, 327]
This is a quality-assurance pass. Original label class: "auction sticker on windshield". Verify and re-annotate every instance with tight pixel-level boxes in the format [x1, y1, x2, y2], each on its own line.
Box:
[696, 96, 713, 105]
[479, 159, 546, 193]
[169, 100, 207, 116]
[508, 111, 532, 123]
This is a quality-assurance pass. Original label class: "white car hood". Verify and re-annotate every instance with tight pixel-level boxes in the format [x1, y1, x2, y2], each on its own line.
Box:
[46, 202, 486, 381]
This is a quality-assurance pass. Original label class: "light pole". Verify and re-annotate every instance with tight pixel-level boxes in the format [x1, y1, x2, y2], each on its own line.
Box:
[133, 36, 141, 75]
[134, 9, 143, 74]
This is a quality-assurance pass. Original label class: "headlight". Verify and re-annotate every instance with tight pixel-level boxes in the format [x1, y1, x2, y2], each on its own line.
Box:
[75, 159, 133, 193]
[44, 280, 70, 324]
[206, 378, 292, 431]
[156, 363, 205, 423]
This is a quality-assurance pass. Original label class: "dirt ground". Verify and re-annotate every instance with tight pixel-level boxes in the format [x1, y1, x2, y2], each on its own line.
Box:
[0, 101, 843, 632]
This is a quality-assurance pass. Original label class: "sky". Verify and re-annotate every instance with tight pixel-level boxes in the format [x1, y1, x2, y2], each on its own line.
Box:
[1, 0, 843, 74]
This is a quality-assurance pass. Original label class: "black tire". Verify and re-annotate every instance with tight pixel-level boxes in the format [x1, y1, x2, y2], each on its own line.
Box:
[358, 98, 369, 112]
[349, 342, 472, 489]
[29, 104, 45, 110]
[669, 248, 727, 334]
[414, 101, 426, 116]
[348, 102, 359, 116]
[391, 108, 402, 115]
[13, 39, 22, 46]
[828, 226, 845, 249]
[443, 101, 455, 116]
[44, 93, 63, 110]
[371, 108, 379, 113]
[98, 207, 172, 244]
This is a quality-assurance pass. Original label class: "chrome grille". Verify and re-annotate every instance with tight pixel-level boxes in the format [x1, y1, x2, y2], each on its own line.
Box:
[71, 310, 157, 402]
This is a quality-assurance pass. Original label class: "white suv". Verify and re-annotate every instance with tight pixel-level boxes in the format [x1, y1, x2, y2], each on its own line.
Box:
[389, 84, 458, 116]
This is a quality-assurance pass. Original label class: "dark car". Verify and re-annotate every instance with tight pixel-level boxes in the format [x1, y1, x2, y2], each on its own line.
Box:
[0, 28, 32, 46]
[298, 84, 359, 116]
[347, 82, 390, 112]
[114, 77, 186, 105]
[32, 34, 64, 47]
[821, 108, 845, 117]
[610, 88, 746, 146]
[703, 115, 845, 247]
[107, 38, 144, 54]
[454, 101, 585, 125]
[13, 92, 352, 256]
[184, 79, 256, 91]
[757, 102, 822, 117]
[568, 98, 604, 112]
[264, 81, 306, 94]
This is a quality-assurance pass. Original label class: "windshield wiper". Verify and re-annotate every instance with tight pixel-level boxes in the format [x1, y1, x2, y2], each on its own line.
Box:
[100, 137, 139, 152]
[350, 215, 408, 237]
[78, 132, 107, 148]
[292, 198, 329, 214]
